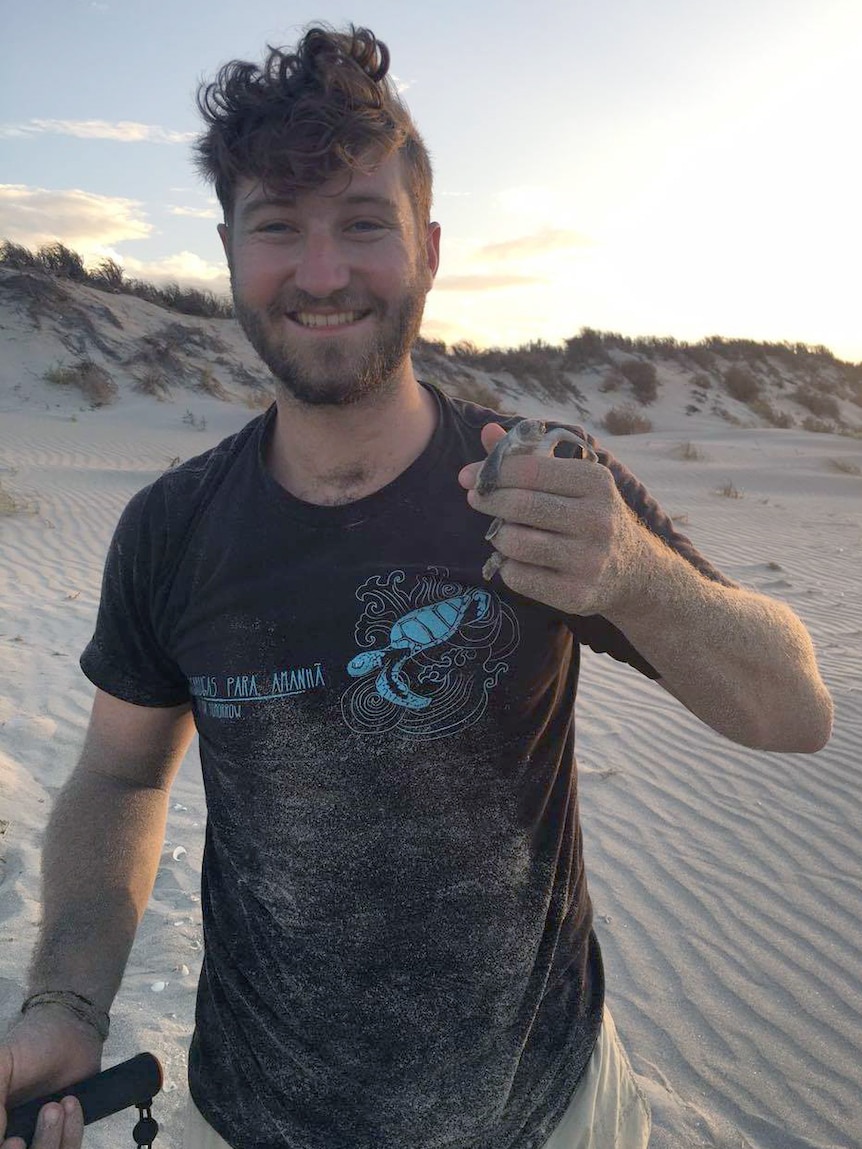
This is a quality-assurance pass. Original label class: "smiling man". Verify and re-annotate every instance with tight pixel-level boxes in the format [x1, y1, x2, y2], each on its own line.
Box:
[0, 25, 832, 1149]
[223, 164, 439, 411]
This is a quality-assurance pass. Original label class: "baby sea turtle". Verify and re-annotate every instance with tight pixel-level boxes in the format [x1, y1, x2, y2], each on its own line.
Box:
[477, 419, 598, 581]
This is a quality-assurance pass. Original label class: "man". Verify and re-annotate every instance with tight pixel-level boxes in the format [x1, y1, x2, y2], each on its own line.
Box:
[0, 25, 832, 1149]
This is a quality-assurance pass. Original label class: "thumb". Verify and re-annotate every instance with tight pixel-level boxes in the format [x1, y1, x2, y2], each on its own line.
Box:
[458, 423, 508, 490]
[480, 422, 508, 455]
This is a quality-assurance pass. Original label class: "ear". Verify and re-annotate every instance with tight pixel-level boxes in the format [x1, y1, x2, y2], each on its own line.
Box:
[424, 221, 441, 282]
[217, 223, 231, 265]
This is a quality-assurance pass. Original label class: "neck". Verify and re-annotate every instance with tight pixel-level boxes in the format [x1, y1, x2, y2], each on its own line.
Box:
[265, 368, 437, 506]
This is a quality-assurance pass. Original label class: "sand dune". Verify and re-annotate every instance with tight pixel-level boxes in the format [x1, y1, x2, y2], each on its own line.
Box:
[1, 366, 860, 1147]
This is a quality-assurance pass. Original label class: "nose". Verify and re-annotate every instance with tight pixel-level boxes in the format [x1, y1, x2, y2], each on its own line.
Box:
[293, 231, 351, 297]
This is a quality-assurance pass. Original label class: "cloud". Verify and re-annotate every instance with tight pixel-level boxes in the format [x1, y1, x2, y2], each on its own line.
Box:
[475, 228, 592, 260]
[0, 119, 195, 144]
[122, 251, 228, 287]
[433, 273, 544, 292]
[419, 316, 465, 345]
[0, 185, 152, 252]
[167, 206, 220, 220]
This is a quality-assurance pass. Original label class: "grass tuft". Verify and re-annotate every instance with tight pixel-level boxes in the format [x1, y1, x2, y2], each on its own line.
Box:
[715, 480, 744, 498]
[671, 441, 705, 461]
[601, 404, 653, 435]
[44, 359, 118, 406]
[829, 457, 861, 476]
[0, 479, 36, 515]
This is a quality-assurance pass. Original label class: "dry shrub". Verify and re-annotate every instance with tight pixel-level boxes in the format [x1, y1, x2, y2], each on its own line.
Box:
[601, 403, 652, 435]
[686, 346, 715, 370]
[792, 386, 842, 422]
[747, 397, 794, 428]
[714, 405, 743, 426]
[0, 480, 28, 514]
[44, 359, 117, 406]
[829, 458, 861, 476]
[715, 480, 743, 498]
[91, 257, 126, 291]
[0, 240, 40, 270]
[598, 370, 624, 393]
[35, 242, 88, 282]
[159, 321, 226, 355]
[134, 369, 172, 399]
[197, 365, 231, 400]
[671, 441, 705, 461]
[452, 377, 503, 410]
[723, 366, 760, 403]
[618, 358, 658, 404]
[0, 477, 37, 514]
[126, 336, 186, 381]
[801, 415, 834, 434]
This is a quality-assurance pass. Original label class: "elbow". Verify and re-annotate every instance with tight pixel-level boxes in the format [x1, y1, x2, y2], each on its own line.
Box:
[753, 686, 834, 753]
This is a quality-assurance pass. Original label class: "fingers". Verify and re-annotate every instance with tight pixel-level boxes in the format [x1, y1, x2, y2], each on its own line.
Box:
[482, 521, 606, 580]
[59, 1097, 84, 1149]
[470, 484, 613, 537]
[2, 1098, 83, 1149]
[461, 450, 607, 497]
[489, 558, 590, 614]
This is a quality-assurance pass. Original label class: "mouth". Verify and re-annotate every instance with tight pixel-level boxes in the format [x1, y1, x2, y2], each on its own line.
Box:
[289, 310, 371, 329]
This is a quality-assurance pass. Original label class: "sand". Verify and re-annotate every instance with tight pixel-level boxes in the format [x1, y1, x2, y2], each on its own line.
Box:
[1, 378, 860, 1148]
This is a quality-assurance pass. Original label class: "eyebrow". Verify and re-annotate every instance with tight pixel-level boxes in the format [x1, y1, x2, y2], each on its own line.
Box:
[239, 193, 403, 220]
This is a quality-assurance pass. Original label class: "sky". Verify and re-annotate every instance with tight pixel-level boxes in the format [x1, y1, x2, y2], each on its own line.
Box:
[2, 0, 861, 362]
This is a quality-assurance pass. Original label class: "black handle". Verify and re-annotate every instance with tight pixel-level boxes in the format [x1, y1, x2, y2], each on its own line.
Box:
[4, 1053, 162, 1144]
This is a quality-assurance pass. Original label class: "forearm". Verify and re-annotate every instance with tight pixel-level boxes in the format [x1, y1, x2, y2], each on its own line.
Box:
[28, 770, 170, 1012]
[608, 531, 834, 751]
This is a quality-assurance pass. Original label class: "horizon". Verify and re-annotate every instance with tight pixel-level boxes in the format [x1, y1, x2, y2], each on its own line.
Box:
[2, 0, 861, 362]
[4, 237, 862, 371]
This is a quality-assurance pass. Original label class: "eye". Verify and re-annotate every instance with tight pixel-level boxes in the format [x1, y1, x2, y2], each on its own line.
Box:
[256, 220, 297, 235]
[346, 219, 388, 235]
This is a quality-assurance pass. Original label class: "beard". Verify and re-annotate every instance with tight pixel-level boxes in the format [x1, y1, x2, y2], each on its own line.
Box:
[231, 276, 428, 408]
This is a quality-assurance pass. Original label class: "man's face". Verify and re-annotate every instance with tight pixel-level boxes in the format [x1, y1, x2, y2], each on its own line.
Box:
[219, 153, 440, 407]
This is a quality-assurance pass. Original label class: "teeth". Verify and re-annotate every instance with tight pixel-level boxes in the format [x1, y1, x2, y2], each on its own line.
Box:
[295, 311, 362, 328]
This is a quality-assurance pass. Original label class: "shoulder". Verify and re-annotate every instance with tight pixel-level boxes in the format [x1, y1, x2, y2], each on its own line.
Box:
[120, 410, 269, 536]
[427, 381, 590, 442]
[428, 383, 524, 436]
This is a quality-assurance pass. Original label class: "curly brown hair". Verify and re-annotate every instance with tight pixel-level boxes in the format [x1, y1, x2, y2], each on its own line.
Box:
[194, 25, 433, 227]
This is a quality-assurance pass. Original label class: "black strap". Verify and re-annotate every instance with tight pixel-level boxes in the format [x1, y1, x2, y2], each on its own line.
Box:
[132, 1103, 159, 1149]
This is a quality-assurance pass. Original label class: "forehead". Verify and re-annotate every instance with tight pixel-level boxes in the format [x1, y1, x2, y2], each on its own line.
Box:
[233, 152, 413, 220]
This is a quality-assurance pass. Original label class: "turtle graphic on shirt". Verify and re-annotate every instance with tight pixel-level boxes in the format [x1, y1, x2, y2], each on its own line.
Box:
[342, 568, 519, 739]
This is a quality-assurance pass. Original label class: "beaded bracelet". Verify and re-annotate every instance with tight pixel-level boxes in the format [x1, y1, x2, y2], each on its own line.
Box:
[21, 990, 110, 1041]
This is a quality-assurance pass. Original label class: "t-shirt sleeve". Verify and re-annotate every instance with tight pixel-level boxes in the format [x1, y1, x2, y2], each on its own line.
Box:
[558, 424, 738, 681]
[80, 483, 190, 707]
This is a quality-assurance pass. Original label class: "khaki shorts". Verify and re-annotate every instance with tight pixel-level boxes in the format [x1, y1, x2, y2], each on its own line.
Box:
[182, 1009, 650, 1149]
[543, 1009, 651, 1148]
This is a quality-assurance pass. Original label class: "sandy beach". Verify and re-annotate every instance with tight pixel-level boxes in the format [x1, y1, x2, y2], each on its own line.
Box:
[1, 301, 860, 1147]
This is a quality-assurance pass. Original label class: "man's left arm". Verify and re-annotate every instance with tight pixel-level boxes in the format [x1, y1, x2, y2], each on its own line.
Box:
[460, 426, 834, 753]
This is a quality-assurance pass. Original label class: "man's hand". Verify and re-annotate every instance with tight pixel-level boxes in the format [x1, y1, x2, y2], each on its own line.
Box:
[1, 1010, 100, 1149]
[459, 422, 647, 617]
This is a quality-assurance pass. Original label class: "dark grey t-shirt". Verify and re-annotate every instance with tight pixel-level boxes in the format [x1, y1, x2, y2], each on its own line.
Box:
[81, 385, 731, 1149]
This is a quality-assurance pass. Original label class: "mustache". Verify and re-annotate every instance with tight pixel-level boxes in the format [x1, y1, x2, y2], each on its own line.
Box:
[267, 291, 376, 317]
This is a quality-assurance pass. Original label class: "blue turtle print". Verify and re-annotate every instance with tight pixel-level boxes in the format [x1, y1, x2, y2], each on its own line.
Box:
[341, 568, 520, 739]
